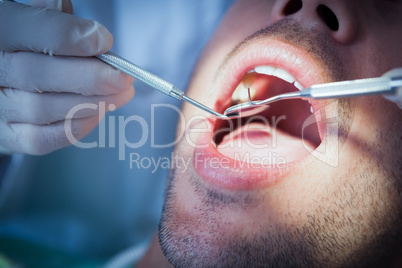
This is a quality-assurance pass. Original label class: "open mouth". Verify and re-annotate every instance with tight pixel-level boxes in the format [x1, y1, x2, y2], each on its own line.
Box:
[193, 39, 330, 190]
[213, 67, 321, 163]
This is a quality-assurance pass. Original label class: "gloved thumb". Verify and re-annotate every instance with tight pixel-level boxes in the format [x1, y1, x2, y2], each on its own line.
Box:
[30, 0, 73, 14]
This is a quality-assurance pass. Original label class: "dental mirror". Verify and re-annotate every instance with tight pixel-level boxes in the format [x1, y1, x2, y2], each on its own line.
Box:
[224, 88, 302, 118]
[224, 102, 268, 118]
[224, 87, 269, 118]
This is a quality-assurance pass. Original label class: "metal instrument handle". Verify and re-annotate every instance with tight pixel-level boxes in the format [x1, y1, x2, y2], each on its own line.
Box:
[96, 51, 184, 100]
[303, 77, 395, 99]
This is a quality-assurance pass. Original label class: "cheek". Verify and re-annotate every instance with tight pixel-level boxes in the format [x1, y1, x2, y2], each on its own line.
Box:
[342, 13, 402, 78]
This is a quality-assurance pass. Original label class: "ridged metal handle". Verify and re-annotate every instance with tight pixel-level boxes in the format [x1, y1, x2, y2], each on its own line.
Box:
[305, 77, 394, 99]
[96, 51, 184, 100]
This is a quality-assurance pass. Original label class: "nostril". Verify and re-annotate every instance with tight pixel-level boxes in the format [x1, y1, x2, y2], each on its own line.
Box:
[316, 4, 339, 31]
[283, 0, 303, 16]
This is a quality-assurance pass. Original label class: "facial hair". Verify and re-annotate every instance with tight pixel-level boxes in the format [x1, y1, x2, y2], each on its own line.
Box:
[159, 19, 402, 267]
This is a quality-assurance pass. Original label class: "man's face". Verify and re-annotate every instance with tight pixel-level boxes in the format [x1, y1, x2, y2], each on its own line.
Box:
[159, 0, 402, 266]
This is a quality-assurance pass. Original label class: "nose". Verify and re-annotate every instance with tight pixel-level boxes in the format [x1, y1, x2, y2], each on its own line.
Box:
[271, 0, 359, 44]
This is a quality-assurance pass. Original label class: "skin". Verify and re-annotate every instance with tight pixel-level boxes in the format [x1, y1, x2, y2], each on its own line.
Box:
[157, 0, 402, 267]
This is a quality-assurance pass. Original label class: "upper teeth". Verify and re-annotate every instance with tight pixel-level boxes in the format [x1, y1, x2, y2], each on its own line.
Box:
[294, 81, 303, 91]
[232, 82, 257, 103]
[254, 66, 304, 90]
[231, 65, 308, 109]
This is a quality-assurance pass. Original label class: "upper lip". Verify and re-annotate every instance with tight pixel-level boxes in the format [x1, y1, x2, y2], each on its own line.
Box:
[212, 38, 331, 119]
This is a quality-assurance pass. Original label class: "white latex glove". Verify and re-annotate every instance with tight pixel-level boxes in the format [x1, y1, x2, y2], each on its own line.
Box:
[0, 0, 134, 155]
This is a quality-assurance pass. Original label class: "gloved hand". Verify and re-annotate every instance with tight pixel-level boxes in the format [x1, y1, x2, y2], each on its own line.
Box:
[0, 0, 134, 155]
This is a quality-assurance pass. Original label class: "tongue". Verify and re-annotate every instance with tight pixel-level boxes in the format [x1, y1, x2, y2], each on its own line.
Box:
[216, 123, 313, 164]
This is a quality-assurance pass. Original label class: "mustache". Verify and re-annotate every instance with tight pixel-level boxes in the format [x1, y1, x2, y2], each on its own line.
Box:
[225, 18, 347, 82]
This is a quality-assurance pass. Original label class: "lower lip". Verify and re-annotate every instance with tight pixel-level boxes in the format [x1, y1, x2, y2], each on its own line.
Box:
[193, 121, 296, 191]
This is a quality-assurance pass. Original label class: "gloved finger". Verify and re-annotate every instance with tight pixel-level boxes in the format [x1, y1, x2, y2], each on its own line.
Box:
[0, 85, 134, 125]
[0, 51, 134, 95]
[0, 115, 100, 155]
[0, 1, 111, 56]
[30, 0, 73, 14]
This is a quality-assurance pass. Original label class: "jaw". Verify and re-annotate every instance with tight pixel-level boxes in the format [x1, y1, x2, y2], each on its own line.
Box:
[162, 102, 402, 266]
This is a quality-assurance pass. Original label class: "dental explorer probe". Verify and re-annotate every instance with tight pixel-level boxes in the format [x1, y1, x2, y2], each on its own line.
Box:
[96, 51, 231, 119]
[224, 70, 402, 117]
